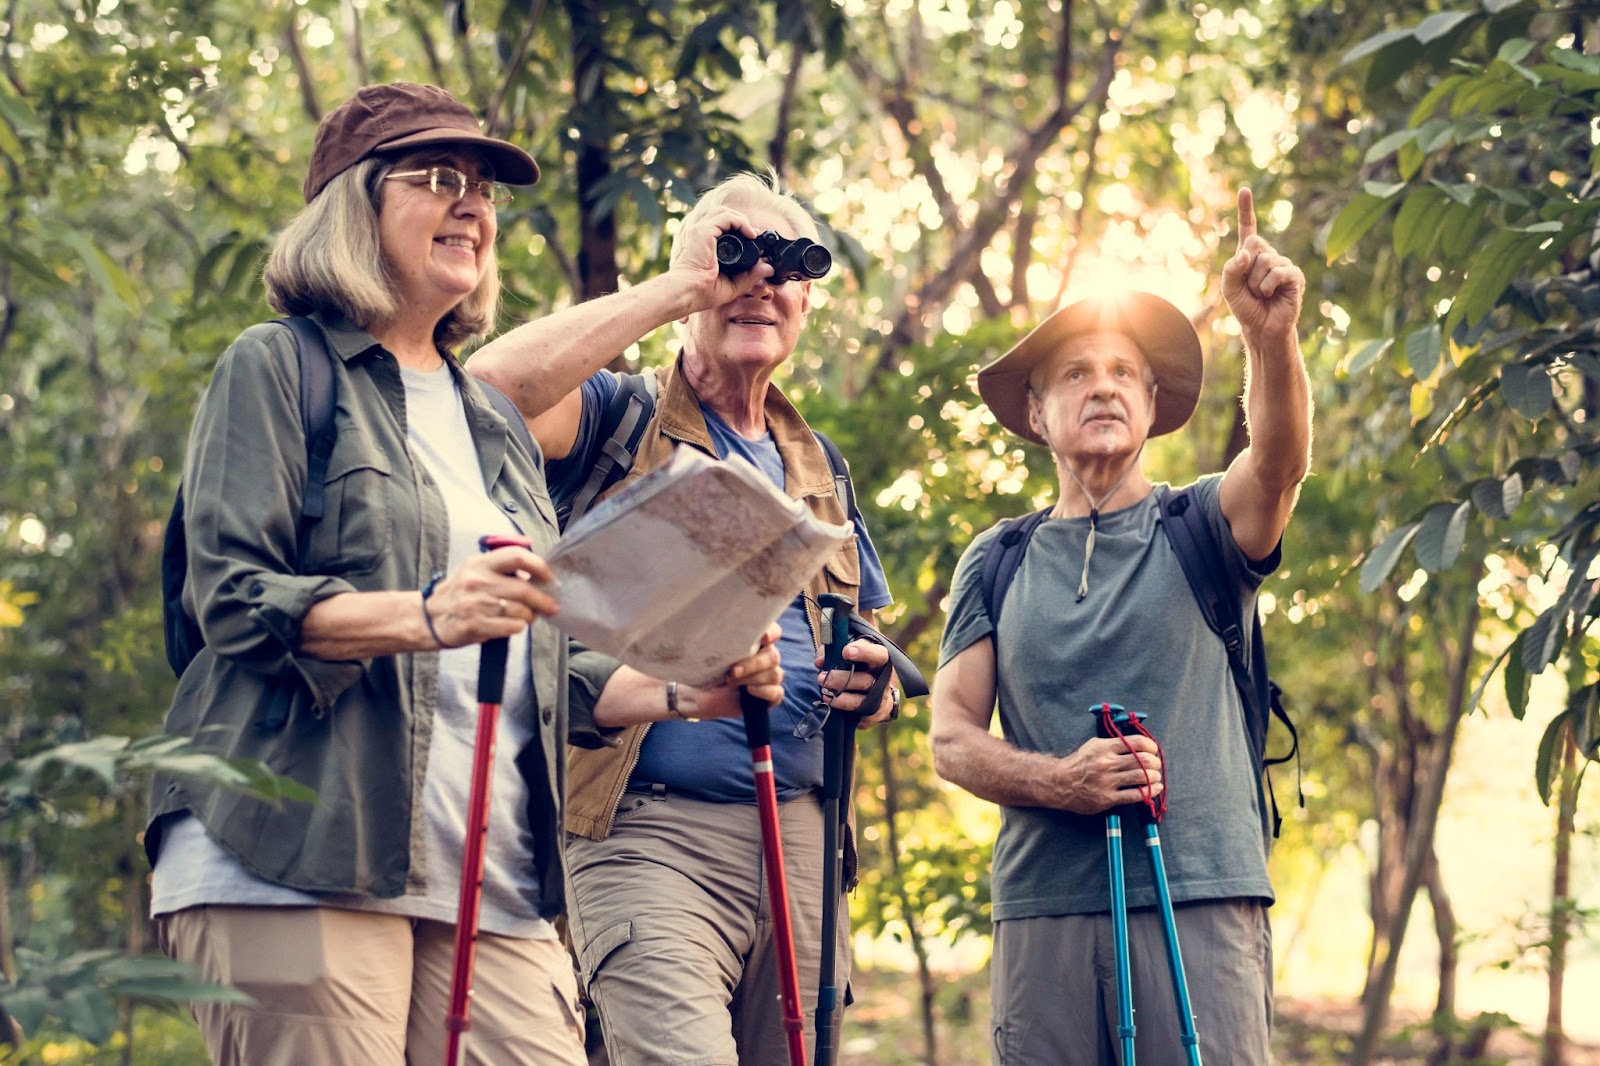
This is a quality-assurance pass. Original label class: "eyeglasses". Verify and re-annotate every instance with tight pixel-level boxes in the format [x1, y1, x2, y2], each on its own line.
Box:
[791, 662, 860, 741]
[385, 166, 513, 207]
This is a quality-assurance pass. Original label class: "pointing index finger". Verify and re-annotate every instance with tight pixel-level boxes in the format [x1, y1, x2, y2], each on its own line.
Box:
[1237, 188, 1257, 252]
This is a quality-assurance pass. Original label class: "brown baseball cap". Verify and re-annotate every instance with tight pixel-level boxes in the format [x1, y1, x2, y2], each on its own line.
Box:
[302, 82, 540, 203]
[977, 291, 1204, 445]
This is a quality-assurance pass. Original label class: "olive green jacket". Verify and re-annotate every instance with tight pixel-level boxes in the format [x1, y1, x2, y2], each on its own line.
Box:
[146, 313, 619, 915]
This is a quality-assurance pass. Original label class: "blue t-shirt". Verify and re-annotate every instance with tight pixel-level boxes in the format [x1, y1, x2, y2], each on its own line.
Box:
[547, 370, 892, 801]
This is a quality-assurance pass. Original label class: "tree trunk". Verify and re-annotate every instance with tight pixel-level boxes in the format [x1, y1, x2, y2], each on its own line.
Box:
[1540, 731, 1578, 1066]
[564, 0, 622, 368]
[878, 726, 939, 1066]
[1424, 850, 1458, 1066]
[1350, 565, 1482, 1064]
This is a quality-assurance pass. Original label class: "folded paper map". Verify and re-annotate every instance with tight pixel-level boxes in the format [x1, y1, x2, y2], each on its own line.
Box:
[545, 447, 852, 687]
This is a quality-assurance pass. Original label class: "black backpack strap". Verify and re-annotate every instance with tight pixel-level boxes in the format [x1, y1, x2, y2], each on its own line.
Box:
[282, 317, 337, 550]
[562, 371, 658, 528]
[810, 430, 857, 524]
[476, 379, 540, 464]
[1158, 484, 1302, 835]
[979, 507, 1051, 626]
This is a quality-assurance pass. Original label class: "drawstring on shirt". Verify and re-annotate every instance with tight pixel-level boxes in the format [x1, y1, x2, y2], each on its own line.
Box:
[1062, 444, 1144, 602]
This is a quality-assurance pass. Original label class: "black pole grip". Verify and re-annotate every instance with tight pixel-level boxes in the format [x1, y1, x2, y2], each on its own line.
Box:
[741, 688, 772, 749]
[478, 637, 510, 705]
[475, 534, 532, 706]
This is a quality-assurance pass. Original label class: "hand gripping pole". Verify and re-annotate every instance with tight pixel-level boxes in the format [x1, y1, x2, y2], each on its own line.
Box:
[1091, 702, 1202, 1066]
[445, 534, 530, 1066]
[813, 592, 856, 1066]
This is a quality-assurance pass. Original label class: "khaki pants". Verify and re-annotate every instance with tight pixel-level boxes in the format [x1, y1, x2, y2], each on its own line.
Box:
[564, 791, 849, 1066]
[156, 905, 585, 1066]
[989, 899, 1273, 1066]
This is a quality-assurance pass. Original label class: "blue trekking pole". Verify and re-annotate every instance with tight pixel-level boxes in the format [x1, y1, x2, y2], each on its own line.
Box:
[812, 592, 855, 1066]
[1091, 702, 1202, 1066]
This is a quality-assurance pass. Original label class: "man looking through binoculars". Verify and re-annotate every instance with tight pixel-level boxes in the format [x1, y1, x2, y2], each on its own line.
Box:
[470, 172, 900, 1066]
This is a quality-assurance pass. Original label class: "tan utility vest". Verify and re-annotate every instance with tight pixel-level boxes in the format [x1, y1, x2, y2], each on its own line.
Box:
[563, 356, 867, 879]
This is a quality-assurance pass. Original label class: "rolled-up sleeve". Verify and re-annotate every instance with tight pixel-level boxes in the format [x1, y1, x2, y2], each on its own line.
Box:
[566, 641, 623, 749]
[182, 326, 362, 706]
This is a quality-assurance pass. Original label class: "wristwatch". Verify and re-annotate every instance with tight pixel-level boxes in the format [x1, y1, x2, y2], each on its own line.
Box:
[886, 684, 901, 721]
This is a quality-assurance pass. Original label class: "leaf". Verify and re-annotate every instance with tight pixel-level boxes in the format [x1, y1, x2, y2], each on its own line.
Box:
[1364, 129, 1418, 164]
[1363, 180, 1408, 198]
[1496, 37, 1536, 65]
[1342, 338, 1392, 375]
[1571, 352, 1600, 382]
[1361, 521, 1421, 593]
[1522, 604, 1567, 675]
[1, 987, 49, 1036]
[1469, 472, 1523, 518]
[1501, 362, 1553, 419]
[1453, 231, 1540, 328]
[1326, 193, 1394, 262]
[61, 985, 117, 1045]
[1405, 323, 1443, 380]
[1505, 630, 1531, 718]
[1534, 710, 1571, 805]
[57, 231, 139, 309]
[1428, 179, 1477, 206]
[1416, 10, 1476, 43]
[1342, 27, 1416, 66]
[1414, 500, 1472, 572]
[1392, 186, 1450, 260]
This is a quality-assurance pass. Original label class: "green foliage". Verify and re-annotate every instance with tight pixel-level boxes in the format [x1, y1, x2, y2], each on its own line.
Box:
[2, 950, 250, 1048]
[1337, 5, 1600, 808]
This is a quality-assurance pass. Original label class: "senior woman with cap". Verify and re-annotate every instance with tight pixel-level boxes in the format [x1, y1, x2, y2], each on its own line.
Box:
[144, 83, 779, 1066]
[929, 190, 1311, 1065]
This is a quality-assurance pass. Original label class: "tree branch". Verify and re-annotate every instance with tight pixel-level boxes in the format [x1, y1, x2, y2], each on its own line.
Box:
[281, 11, 322, 123]
[870, 0, 1138, 372]
[768, 37, 808, 177]
[404, 1, 449, 88]
[485, 0, 547, 138]
[341, 0, 370, 86]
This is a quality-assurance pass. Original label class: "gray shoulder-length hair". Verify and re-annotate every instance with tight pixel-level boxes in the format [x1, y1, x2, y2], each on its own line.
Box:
[263, 157, 499, 350]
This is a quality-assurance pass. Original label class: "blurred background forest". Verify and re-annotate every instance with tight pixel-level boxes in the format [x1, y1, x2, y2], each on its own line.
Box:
[1, 0, 1598, 1062]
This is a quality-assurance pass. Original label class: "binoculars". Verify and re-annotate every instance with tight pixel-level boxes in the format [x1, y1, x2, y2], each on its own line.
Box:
[716, 230, 832, 282]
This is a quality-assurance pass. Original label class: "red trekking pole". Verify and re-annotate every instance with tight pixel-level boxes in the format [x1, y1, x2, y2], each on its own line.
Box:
[740, 685, 809, 1066]
[445, 533, 530, 1066]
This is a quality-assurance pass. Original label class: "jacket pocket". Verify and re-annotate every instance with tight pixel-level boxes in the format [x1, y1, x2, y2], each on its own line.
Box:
[823, 534, 861, 589]
[306, 431, 393, 575]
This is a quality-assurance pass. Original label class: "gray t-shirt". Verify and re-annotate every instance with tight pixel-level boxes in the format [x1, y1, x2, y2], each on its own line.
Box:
[939, 476, 1275, 920]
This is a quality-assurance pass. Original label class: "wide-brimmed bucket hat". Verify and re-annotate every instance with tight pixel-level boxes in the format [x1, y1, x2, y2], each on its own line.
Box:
[303, 82, 540, 202]
[977, 291, 1203, 445]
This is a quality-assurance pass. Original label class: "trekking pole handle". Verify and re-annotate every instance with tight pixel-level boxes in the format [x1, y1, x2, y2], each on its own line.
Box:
[817, 593, 854, 672]
[476, 535, 532, 705]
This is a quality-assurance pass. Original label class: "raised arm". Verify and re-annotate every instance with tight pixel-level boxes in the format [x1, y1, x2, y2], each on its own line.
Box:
[1217, 187, 1313, 561]
[468, 208, 773, 458]
[929, 638, 1163, 815]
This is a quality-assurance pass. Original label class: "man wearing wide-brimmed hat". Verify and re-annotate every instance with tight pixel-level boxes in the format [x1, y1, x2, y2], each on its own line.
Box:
[930, 190, 1311, 1065]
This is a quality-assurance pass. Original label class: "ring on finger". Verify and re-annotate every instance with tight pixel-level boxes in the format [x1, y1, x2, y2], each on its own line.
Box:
[497, 597, 509, 616]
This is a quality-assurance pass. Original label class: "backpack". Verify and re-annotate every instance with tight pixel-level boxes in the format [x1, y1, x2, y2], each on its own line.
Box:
[978, 483, 1302, 836]
[160, 316, 536, 678]
[553, 370, 858, 529]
